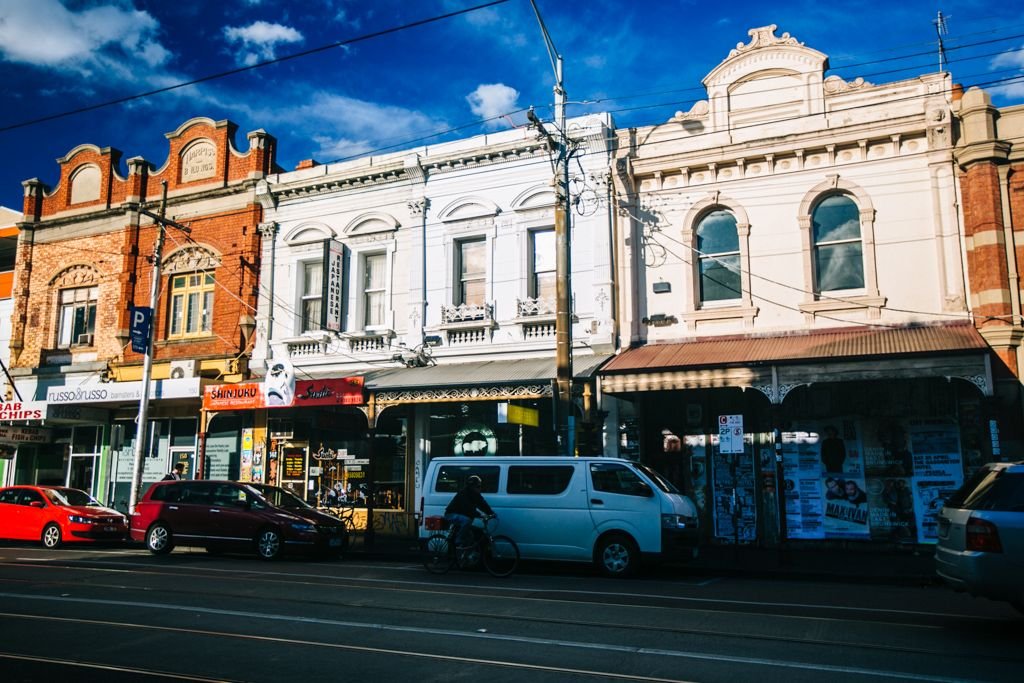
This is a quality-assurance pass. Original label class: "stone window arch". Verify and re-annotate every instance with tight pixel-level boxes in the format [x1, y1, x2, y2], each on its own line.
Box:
[69, 164, 101, 204]
[51, 264, 100, 348]
[680, 193, 757, 330]
[797, 175, 885, 319]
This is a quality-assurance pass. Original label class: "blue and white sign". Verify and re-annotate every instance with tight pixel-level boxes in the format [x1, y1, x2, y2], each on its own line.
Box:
[130, 306, 153, 354]
[718, 414, 745, 454]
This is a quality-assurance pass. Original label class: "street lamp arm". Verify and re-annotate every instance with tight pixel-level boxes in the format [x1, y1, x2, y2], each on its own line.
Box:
[529, 0, 561, 80]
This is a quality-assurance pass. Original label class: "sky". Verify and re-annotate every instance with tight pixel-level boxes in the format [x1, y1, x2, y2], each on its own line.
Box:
[1, 0, 1023, 212]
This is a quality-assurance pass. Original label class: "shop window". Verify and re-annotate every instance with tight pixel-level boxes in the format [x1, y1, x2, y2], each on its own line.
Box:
[57, 286, 97, 348]
[696, 210, 741, 304]
[435, 465, 499, 494]
[363, 252, 387, 328]
[507, 466, 575, 495]
[456, 238, 486, 307]
[168, 273, 214, 339]
[72, 426, 100, 453]
[812, 194, 864, 292]
[300, 261, 323, 333]
[590, 463, 651, 497]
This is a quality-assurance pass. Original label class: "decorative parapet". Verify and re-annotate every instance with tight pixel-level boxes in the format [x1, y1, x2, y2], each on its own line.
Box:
[516, 297, 556, 318]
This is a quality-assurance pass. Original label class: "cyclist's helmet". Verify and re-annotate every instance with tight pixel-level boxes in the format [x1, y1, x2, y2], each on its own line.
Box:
[467, 475, 482, 488]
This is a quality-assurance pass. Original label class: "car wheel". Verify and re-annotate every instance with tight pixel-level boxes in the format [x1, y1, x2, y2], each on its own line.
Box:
[41, 523, 62, 549]
[256, 528, 282, 560]
[595, 534, 639, 578]
[146, 523, 174, 555]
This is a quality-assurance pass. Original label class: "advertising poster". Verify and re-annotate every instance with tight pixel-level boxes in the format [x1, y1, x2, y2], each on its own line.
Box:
[823, 474, 871, 538]
[866, 477, 916, 541]
[684, 434, 707, 513]
[909, 419, 963, 480]
[817, 418, 863, 477]
[711, 441, 757, 543]
[862, 418, 915, 477]
[913, 478, 961, 543]
[780, 430, 825, 540]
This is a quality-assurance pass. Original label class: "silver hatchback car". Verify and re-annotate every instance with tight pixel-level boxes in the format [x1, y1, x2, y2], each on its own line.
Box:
[935, 462, 1024, 614]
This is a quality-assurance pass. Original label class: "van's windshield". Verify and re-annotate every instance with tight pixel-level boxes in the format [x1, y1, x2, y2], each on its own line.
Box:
[633, 463, 679, 494]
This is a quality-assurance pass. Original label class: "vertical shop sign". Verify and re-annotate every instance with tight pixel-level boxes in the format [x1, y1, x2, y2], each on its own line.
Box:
[323, 239, 344, 332]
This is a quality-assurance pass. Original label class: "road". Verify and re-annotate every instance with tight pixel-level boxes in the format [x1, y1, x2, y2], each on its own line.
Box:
[0, 543, 1020, 682]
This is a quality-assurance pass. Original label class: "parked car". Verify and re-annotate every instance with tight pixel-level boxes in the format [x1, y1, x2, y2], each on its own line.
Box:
[935, 462, 1024, 614]
[130, 480, 348, 560]
[0, 485, 128, 548]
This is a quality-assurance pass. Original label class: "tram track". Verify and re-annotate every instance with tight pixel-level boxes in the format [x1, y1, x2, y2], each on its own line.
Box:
[1, 559, 1021, 665]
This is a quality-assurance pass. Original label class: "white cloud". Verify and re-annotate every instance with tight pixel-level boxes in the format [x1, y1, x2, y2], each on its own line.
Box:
[223, 21, 303, 66]
[244, 91, 448, 162]
[466, 83, 520, 126]
[991, 45, 1024, 69]
[0, 0, 171, 76]
[988, 46, 1024, 99]
[584, 55, 607, 69]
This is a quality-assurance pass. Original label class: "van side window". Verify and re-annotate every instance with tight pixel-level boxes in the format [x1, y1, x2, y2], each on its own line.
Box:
[179, 482, 215, 505]
[212, 484, 248, 508]
[507, 466, 575, 494]
[435, 465, 500, 493]
[590, 463, 650, 497]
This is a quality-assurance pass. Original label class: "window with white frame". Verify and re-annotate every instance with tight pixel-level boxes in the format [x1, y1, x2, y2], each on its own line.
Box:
[529, 228, 556, 301]
[696, 209, 741, 303]
[168, 274, 214, 339]
[456, 238, 486, 306]
[58, 286, 97, 347]
[812, 194, 864, 292]
[363, 252, 386, 328]
[300, 261, 323, 333]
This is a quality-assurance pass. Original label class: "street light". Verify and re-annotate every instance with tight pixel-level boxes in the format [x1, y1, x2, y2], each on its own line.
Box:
[529, 0, 574, 456]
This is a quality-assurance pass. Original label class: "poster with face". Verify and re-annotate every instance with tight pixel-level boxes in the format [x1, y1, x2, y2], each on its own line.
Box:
[823, 475, 871, 538]
[817, 419, 863, 476]
[866, 476, 916, 541]
[862, 419, 914, 477]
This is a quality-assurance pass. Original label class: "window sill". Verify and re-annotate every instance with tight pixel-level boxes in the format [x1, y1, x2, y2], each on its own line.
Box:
[799, 294, 886, 319]
[158, 336, 217, 346]
[681, 305, 759, 331]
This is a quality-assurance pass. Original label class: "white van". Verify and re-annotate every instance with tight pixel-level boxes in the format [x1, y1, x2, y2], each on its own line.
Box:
[420, 457, 699, 577]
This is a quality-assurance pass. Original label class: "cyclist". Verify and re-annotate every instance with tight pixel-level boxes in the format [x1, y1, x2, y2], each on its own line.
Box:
[444, 474, 495, 548]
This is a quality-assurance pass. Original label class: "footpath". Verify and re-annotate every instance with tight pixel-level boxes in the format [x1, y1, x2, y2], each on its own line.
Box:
[348, 533, 938, 584]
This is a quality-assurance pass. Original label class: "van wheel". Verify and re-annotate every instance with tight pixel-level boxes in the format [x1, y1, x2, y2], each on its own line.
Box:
[596, 534, 638, 578]
[146, 523, 174, 555]
[256, 528, 283, 560]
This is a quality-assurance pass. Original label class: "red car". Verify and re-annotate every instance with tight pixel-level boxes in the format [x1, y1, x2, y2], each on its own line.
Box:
[0, 485, 129, 548]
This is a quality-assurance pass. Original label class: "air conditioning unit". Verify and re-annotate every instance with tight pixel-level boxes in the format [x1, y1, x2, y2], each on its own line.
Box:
[74, 333, 94, 346]
[169, 359, 200, 379]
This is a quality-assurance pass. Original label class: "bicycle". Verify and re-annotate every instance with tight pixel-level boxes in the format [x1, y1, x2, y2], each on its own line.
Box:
[422, 515, 519, 577]
[323, 502, 361, 551]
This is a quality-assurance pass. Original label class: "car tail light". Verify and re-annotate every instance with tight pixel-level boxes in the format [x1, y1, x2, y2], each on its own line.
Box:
[965, 517, 1003, 553]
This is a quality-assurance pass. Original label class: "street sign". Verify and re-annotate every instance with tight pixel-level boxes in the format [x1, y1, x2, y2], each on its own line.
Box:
[718, 414, 745, 454]
[349, 458, 370, 465]
[507, 404, 540, 427]
[130, 306, 152, 354]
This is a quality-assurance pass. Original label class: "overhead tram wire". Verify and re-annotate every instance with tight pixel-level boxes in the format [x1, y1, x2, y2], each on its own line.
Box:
[0, 0, 513, 134]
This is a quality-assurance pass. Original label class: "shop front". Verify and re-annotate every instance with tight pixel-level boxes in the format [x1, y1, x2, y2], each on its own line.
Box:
[364, 355, 611, 527]
[598, 323, 998, 550]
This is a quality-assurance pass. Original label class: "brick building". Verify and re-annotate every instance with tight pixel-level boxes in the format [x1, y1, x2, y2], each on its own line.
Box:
[6, 117, 278, 507]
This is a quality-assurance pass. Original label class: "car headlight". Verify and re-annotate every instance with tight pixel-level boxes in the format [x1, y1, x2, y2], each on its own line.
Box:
[290, 521, 315, 532]
[662, 514, 697, 529]
[68, 515, 95, 524]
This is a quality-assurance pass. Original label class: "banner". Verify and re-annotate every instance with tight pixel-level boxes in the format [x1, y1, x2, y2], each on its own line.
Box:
[204, 376, 364, 411]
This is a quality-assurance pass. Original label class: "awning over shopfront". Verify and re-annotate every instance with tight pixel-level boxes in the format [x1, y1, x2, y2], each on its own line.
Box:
[599, 323, 992, 402]
[366, 355, 611, 406]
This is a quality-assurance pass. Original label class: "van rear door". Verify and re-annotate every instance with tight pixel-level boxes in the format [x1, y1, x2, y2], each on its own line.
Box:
[586, 462, 662, 553]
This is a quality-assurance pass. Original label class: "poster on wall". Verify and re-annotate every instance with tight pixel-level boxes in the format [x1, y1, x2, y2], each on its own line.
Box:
[862, 419, 914, 477]
[823, 474, 871, 538]
[711, 437, 757, 543]
[684, 434, 707, 513]
[239, 428, 254, 482]
[909, 419, 963, 480]
[780, 430, 825, 540]
[866, 476, 917, 542]
[913, 478, 961, 543]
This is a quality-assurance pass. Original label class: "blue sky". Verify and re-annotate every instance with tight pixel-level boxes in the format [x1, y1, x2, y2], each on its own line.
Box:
[1, 0, 1022, 212]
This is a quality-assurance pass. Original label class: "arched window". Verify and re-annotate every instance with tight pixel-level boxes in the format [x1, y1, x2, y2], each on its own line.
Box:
[696, 209, 741, 303]
[812, 194, 863, 292]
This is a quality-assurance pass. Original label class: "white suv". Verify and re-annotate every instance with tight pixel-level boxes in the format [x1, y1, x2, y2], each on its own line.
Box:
[935, 462, 1024, 614]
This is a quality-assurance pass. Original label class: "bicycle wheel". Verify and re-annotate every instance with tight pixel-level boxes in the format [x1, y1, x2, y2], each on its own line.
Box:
[422, 534, 454, 574]
[482, 535, 519, 577]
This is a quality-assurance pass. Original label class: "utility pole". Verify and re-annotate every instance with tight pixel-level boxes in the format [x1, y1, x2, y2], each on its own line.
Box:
[128, 182, 191, 512]
[529, 0, 574, 456]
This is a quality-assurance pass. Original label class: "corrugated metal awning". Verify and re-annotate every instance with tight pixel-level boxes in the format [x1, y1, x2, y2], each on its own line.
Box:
[599, 323, 992, 398]
[366, 354, 611, 392]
